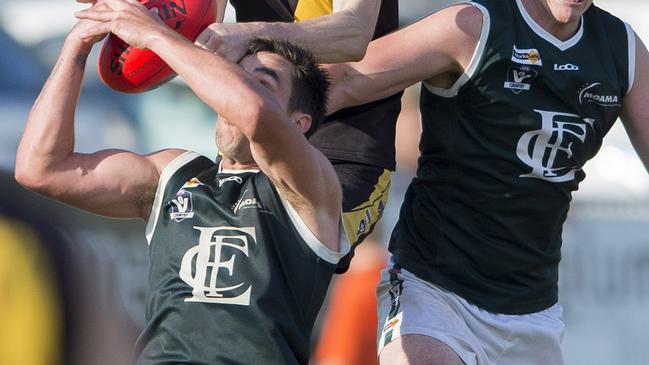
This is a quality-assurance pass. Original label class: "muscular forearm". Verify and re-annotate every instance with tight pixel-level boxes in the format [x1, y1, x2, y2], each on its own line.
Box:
[148, 30, 273, 133]
[16, 36, 90, 181]
[240, 11, 374, 63]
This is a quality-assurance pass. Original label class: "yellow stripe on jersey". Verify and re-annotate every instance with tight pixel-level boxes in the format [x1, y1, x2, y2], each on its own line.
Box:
[294, 0, 333, 21]
[0, 219, 62, 365]
[342, 169, 391, 245]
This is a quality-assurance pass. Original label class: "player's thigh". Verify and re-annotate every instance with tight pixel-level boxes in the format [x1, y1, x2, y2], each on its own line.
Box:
[380, 334, 465, 365]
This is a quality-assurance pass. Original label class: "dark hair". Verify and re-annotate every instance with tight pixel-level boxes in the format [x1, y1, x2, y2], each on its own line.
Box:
[241, 38, 330, 137]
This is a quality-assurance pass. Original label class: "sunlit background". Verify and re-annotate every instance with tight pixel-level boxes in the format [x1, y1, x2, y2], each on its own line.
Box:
[1, 0, 648, 364]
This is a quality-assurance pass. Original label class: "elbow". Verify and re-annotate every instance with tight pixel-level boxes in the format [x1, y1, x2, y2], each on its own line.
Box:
[14, 152, 53, 194]
[14, 162, 46, 192]
[340, 14, 374, 62]
[234, 94, 267, 139]
[339, 31, 372, 62]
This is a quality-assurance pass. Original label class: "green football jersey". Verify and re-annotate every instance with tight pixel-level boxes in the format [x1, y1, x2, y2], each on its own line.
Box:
[137, 152, 345, 364]
[390, 0, 636, 314]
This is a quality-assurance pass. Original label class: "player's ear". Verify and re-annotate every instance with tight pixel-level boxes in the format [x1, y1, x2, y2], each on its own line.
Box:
[291, 112, 312, 135]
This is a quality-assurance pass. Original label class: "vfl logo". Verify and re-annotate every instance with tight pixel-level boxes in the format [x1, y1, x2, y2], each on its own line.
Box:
[578, 83, 620, 107]
[504, 65, 538, 93]
[218, 176, 243, 187]
[170, 189, 194, 221]
[517, 109, 595, 182]
[511, 46, 543, 66]
[179, 226, 255, 306]
[554, 63, 579, 71]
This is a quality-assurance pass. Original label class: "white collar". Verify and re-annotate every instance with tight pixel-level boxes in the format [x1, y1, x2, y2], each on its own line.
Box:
[515, 0, 584, 51]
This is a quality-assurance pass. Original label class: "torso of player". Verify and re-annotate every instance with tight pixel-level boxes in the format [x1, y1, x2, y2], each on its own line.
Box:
[391, 0, 634, 314]
[138, 152, 336, 364]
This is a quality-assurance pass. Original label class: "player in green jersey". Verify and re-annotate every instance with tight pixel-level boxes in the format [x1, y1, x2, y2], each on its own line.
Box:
[16, 0, 348, 362]
[327, 0, 649, 364]
[196, 0, 401, 272]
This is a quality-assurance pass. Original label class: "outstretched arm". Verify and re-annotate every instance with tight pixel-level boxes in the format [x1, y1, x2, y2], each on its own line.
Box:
[621, 33, 649, 173]
[76, 0, 342, 250]
[195, 0, 381, 62]
[326, 4, 485, 114]
[15, 18, 183, 219]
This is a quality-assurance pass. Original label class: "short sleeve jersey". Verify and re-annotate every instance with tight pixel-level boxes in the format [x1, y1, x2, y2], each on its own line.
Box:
[390, 0, 636, 314]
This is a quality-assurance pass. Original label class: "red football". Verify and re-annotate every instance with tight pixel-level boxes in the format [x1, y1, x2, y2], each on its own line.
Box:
[98, 0, 216, 93]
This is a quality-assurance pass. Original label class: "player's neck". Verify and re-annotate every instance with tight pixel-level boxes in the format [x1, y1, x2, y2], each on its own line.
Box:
[219, 155, 259, 171]
[521, 0, 583, 41]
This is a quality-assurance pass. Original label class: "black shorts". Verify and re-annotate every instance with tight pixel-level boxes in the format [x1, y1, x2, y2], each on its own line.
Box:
[332, 161, 391, 273]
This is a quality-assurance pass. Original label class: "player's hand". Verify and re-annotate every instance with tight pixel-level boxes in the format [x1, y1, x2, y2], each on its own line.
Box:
[195, 23, 254, 62]
[74, 0, 170, 49]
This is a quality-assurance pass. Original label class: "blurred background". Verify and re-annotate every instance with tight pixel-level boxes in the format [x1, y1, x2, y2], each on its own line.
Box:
[1, 0, 648, 364]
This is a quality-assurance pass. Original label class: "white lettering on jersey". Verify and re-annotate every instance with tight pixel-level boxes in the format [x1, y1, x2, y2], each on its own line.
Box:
[578, 83, 620, 107]
[517, 109, 595, 182]
[554, 63, 579, 71]
[218, 176, 243, 187]
[179, 226, 255, 306]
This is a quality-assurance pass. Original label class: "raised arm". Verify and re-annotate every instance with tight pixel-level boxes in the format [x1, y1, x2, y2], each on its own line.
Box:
[14, 19, 183, 219]
[195, 0, 381, 62]
[326, 3, 485, 114]
[621, 33, 649, 173]
[76, 0, 342, 248]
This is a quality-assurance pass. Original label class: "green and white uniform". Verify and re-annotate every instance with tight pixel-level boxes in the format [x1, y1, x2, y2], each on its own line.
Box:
[137, 152, 348, 364]
[390, 0, 636, 315]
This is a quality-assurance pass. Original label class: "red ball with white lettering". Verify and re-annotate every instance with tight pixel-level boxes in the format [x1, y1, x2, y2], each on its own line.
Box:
[98, 0, 216, 93]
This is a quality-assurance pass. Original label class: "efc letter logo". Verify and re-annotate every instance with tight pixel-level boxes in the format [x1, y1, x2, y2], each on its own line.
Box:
[179, 226, 255, 306]
[516, 109, 595, 182]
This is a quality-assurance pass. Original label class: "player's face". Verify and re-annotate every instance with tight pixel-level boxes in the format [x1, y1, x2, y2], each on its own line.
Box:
[215, 52, 295, 162]
[544, 0, 594, 24]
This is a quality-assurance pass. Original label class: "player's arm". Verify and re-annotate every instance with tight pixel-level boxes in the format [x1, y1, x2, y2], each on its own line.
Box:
[76, 0, 342, 249]
[621, 33, 649, 172]
[14, 18, 183, 219]
[195, 0, 380, 62]
[326, 4, 484, 114]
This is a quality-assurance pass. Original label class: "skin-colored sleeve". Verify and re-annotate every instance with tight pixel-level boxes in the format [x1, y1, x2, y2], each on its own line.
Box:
[14, 20, 183, 220]
[325, 4, 485, 114]
[621, 32, 649, 173]
[195, 0, 381, 62]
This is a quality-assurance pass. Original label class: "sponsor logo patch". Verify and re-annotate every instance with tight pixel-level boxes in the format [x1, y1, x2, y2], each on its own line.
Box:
[577, 83, 620, 107]
[511, 45, 543, 66]
[181, 177, 205, 189]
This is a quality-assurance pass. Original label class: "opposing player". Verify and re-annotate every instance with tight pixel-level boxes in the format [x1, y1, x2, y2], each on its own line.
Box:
[326, 0, 649, 364]
[15, 0, 348, 363]
[196, 0, 401, 271]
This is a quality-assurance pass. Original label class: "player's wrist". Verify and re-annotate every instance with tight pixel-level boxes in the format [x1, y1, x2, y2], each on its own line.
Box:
[145, 26, 184, 52]
[63, 33, 94, 55]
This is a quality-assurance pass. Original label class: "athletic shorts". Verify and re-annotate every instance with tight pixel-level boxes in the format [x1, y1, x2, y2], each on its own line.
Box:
[332, 161, 391, 274]
[376, 257, 565, 365]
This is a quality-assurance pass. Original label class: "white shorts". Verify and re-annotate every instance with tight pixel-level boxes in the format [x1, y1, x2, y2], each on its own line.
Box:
[376, 257, 565, 365]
